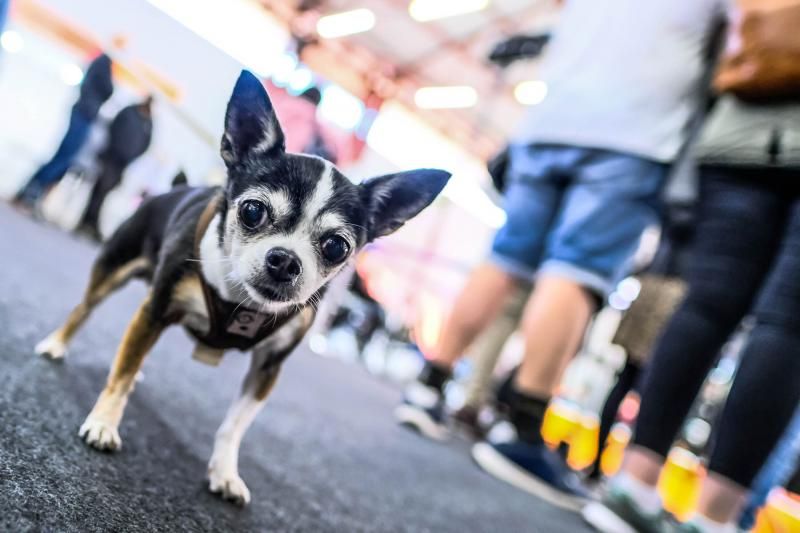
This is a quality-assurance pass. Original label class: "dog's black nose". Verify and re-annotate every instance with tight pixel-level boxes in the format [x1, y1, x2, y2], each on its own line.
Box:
[265, 248, 302, 284]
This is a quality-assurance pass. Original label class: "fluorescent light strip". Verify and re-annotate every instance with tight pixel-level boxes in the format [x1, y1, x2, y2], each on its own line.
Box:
[317, 9, 376, 39]
[414, 86, 478, 109]
[409, 0, 490, 22]
[514, 80, 548, 105]
[0, 30, 24, 53]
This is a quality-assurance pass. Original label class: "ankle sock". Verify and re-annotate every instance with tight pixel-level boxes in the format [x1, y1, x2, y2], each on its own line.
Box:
[611, 472, 661, 515]
[687, 514, 738, 533]
[506, 387, 549, 444]
[418, 361, 450, 392]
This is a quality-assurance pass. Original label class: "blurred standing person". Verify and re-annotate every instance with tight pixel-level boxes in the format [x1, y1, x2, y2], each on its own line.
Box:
[277, 86, 338, 163]
[395, 0, 724, 507]
[740, 407, 800, 529]
[584, 2, 800, 531]
[13, 53, 113, 209]
[451, 283, 530, 438]
[77, 96, 153, 240]
[0, 0, 8, 39]
[587, 205, 693, 482]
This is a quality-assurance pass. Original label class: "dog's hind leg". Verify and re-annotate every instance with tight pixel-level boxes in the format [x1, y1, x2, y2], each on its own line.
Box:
[207, 309, 314, 506]
[35, 256, 150, 359]
[79, 293, 165, 451]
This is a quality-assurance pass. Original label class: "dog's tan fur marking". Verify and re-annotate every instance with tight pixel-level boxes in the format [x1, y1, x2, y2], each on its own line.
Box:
[253, 366, 280, 401]
[36, 257, 151, 360]
[48, 257, 150, 348]
[169, 274, 210, 333]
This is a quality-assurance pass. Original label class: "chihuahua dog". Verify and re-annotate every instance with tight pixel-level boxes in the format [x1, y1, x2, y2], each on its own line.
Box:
[34, 70, 450, 505]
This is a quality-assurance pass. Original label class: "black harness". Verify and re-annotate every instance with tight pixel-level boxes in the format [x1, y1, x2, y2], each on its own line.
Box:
[187, 194, 298, 351]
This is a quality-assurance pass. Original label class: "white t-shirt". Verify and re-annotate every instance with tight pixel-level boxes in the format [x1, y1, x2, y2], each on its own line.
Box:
[513, 0, 725, 162]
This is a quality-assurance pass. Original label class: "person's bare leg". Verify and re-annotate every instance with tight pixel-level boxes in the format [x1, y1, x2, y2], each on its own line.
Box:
[428, 263, 519, 369]
[622, 445, 664, 486]
[694, 472, 748, 525]
[513, 275, 596, 397]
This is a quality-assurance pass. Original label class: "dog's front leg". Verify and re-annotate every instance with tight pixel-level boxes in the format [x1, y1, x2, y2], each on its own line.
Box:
[207, 309, 312, 506]
[207, 356, 280, 506]
[79, 294, 165, 451]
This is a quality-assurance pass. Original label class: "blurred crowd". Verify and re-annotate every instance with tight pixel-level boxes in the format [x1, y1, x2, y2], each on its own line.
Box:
[4, 51, 339, 242]
[392, 1, 800, 533]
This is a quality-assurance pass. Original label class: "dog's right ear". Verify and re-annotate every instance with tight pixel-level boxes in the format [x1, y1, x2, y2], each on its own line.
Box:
[360, 168, 451, 241]
[221, 70, 285, 167]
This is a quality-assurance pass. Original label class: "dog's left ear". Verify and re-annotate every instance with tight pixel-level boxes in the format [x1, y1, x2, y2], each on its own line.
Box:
[221, 70, 285, 167]
[360, 169, 451, 240]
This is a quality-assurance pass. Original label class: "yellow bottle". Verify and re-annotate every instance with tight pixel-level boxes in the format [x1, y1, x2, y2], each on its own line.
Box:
[600, 423, 632, 477]
[658, 447, 705, 522]
[567, 413, 601, 471]
[540, 399, 581, 449]
[753, 488, 800, 533]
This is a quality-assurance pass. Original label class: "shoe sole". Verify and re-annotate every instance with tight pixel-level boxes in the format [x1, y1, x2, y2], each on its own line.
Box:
[581, 502, 638, 533]
[394, 404, 449, 441]
[471, 442, 587, 512]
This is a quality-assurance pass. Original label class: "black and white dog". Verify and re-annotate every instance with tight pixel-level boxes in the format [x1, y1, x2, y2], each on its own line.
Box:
[34, 70, 450, 505]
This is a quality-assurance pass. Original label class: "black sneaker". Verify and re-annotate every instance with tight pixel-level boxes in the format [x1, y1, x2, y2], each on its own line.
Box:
[582, 485, 665, 533]
[471, 440, 590, 511]
[394, 381, 449, 441]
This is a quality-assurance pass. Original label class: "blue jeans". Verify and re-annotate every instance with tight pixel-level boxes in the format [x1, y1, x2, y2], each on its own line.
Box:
[16, 106, 92, 204]
[740, 407, 800, 528]
[0, 1, 8, 35]
[490, 144, 666, 295]
[634, 167, 800, 488]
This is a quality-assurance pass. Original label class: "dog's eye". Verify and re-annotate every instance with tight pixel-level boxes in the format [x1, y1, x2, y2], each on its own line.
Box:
[239, 200, 268, 230]
[321, 236, 350, 263]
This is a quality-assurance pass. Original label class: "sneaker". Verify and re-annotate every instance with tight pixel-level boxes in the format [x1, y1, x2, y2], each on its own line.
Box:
[664, 522, 702, 533]
[582, 486, 664, 533]
[471, 440, 589, 511]
[662, 518, 741, 533]
[451, 404, 487, 440]
[394, 381, 449, 441]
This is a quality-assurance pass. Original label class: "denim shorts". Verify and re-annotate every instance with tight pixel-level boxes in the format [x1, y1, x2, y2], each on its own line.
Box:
[490, 144, 666, 295]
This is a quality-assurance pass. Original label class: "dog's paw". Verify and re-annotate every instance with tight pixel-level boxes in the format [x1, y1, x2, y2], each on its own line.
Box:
[208, 467, 251, 506]
[35, 333, 67, 360]
[79, 417, 122, 451]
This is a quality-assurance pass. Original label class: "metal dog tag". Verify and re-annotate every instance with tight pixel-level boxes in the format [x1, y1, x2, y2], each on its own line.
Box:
[226, 309, 268, 338]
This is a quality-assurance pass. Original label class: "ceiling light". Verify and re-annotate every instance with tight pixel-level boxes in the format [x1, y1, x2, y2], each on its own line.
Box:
[514, 80, 548, 105]
[317, 9, 376, 39]
[287, 66, 314, 93]
[60, 64, 85, 86]
[1, 30, 24, 53]
[271, 53, 298, 86]
[319, 85, 364, 130]
[414, 86, 478, 109]
[409, 0, 490, 22]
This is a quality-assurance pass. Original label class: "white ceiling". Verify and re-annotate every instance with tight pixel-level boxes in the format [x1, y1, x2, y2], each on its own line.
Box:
[264, 0, 561, 158]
